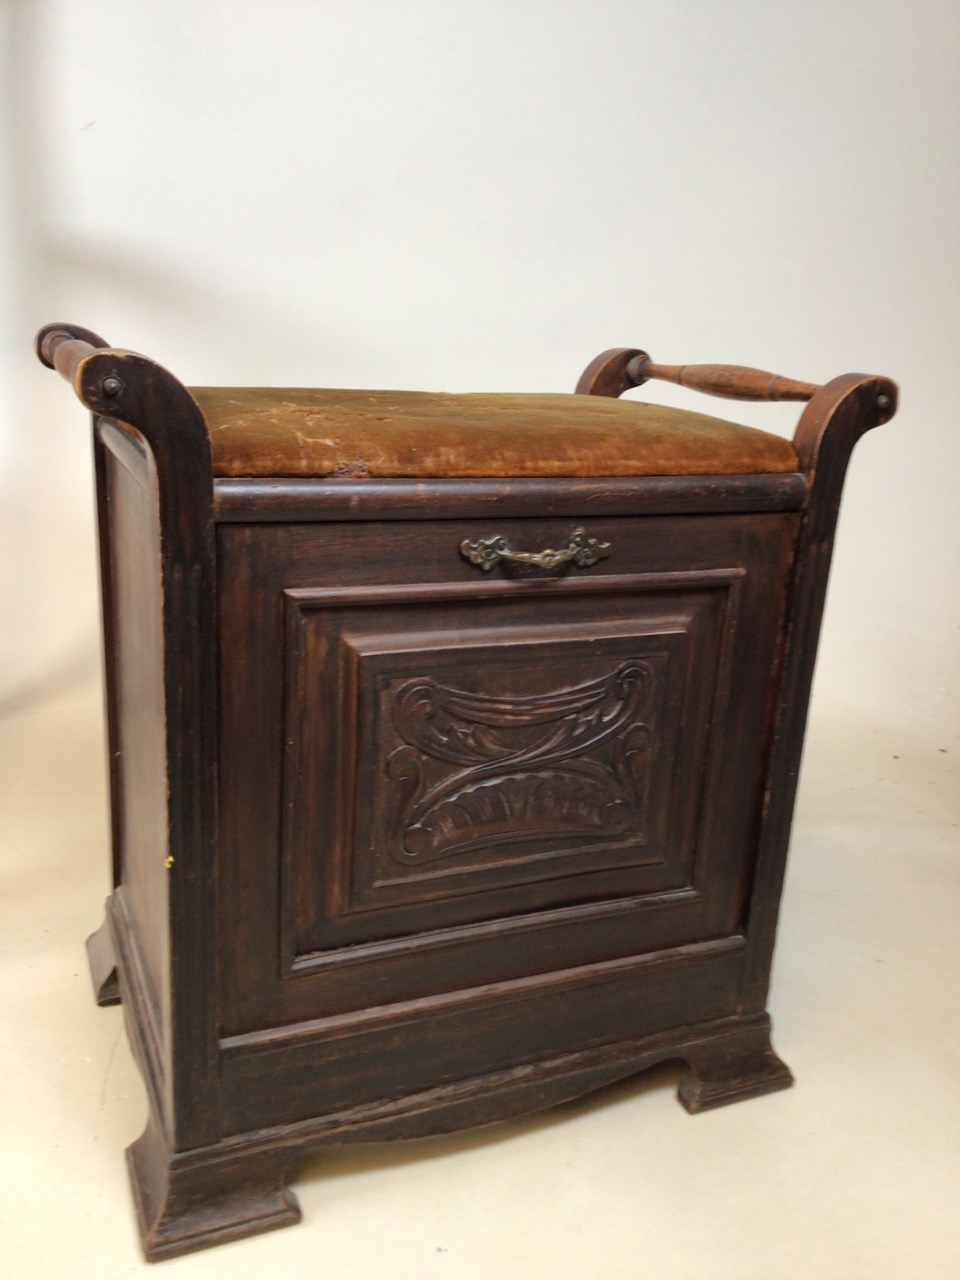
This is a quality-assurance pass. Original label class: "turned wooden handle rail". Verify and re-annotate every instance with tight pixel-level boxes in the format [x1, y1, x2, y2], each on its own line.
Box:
[628, 353, 818, 402]
[576, 347, 821, 402]
[36, 323, 110, 383]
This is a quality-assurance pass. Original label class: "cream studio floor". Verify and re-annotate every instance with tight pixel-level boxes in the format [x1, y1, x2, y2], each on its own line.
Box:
[2, 663, 958, 1280]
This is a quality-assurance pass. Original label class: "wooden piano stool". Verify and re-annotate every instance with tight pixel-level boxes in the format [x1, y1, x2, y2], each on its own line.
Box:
[36, 325, 897, 1261]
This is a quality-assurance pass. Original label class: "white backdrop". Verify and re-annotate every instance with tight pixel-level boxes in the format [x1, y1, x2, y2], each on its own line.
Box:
[2, 0, 958, 741]
[3, 6, 960, 1278]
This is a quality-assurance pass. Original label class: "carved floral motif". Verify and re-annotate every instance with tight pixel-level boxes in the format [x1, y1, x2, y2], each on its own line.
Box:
[385, 662, 659, 863]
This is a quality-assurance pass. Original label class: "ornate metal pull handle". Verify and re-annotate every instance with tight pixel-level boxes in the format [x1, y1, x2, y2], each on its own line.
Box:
[459, 527, 611, 572]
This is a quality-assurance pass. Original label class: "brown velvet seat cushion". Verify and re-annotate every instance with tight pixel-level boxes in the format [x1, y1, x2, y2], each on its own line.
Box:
[191, 386, 798, 479]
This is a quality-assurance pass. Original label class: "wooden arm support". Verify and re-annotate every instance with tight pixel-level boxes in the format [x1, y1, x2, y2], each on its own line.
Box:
[630, 355, 818, 402]
[35, 323, 110, 383]
[576, 346, 897, 484]
[573, 344, 899, 1018]
[576, 347, 819, 402]
[34, 323, 213, 460]
[35, 321, 220, 1152]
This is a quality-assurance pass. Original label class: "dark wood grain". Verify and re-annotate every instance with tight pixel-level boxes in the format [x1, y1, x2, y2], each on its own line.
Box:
[217, 513, 795, 1036]
[38, 326, 222, 1164]
[739, 372, 898, 1011]
[214, 473, 808, 522]
[37, 322, 895, 1261]
[97, 430, 169, 1046]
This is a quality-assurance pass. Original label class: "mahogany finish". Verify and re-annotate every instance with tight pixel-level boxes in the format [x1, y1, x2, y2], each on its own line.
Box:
[35, 324, 897, 1261]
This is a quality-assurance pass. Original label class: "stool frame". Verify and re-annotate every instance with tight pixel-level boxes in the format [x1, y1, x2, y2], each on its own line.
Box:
[37, 324, 896, 1260]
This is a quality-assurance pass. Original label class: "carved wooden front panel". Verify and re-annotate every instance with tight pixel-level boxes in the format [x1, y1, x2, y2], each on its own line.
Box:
[356, 644, 677, 909]
[217, 513, 798, 1031]
[381, 660, 659, 866]
[283, 578, 726, 953]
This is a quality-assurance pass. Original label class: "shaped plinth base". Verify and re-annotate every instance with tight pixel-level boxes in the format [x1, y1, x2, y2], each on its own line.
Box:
[127, 1120, 301, 1263]
[118, 1013, 792, 1258]
[677, 1019, 794, 1114]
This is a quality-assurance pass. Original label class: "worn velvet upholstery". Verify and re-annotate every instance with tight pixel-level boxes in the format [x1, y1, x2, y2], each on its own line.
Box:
[192, 386, 799, 479]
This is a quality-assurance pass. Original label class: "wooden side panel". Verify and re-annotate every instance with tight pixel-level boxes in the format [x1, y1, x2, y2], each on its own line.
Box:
[99, 423, 170, 1060]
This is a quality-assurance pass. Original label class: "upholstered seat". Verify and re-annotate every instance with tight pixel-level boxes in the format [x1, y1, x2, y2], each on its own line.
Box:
[191, 386, 799, 479]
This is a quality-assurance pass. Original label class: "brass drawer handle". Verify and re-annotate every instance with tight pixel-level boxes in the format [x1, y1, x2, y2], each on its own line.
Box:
[459, 527, 611, 573]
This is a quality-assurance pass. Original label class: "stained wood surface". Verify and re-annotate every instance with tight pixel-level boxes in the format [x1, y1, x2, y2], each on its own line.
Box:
[575, 346, 818, 402]
[37, 326, 223, 1155]
[740, 372, 898, 1009]
[36, 322, 896, 1261]
[214, 473, 808, 522]
[216, 511, 796, 1043]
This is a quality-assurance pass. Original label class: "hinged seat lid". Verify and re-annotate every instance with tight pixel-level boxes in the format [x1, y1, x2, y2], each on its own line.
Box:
[191, 386, 799, 479]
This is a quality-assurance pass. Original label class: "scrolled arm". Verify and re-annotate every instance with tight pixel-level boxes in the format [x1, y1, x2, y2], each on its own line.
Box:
[575, 345, 897, 482]
[34, 320, 219, 1145]
[35, 323, 110, 384]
